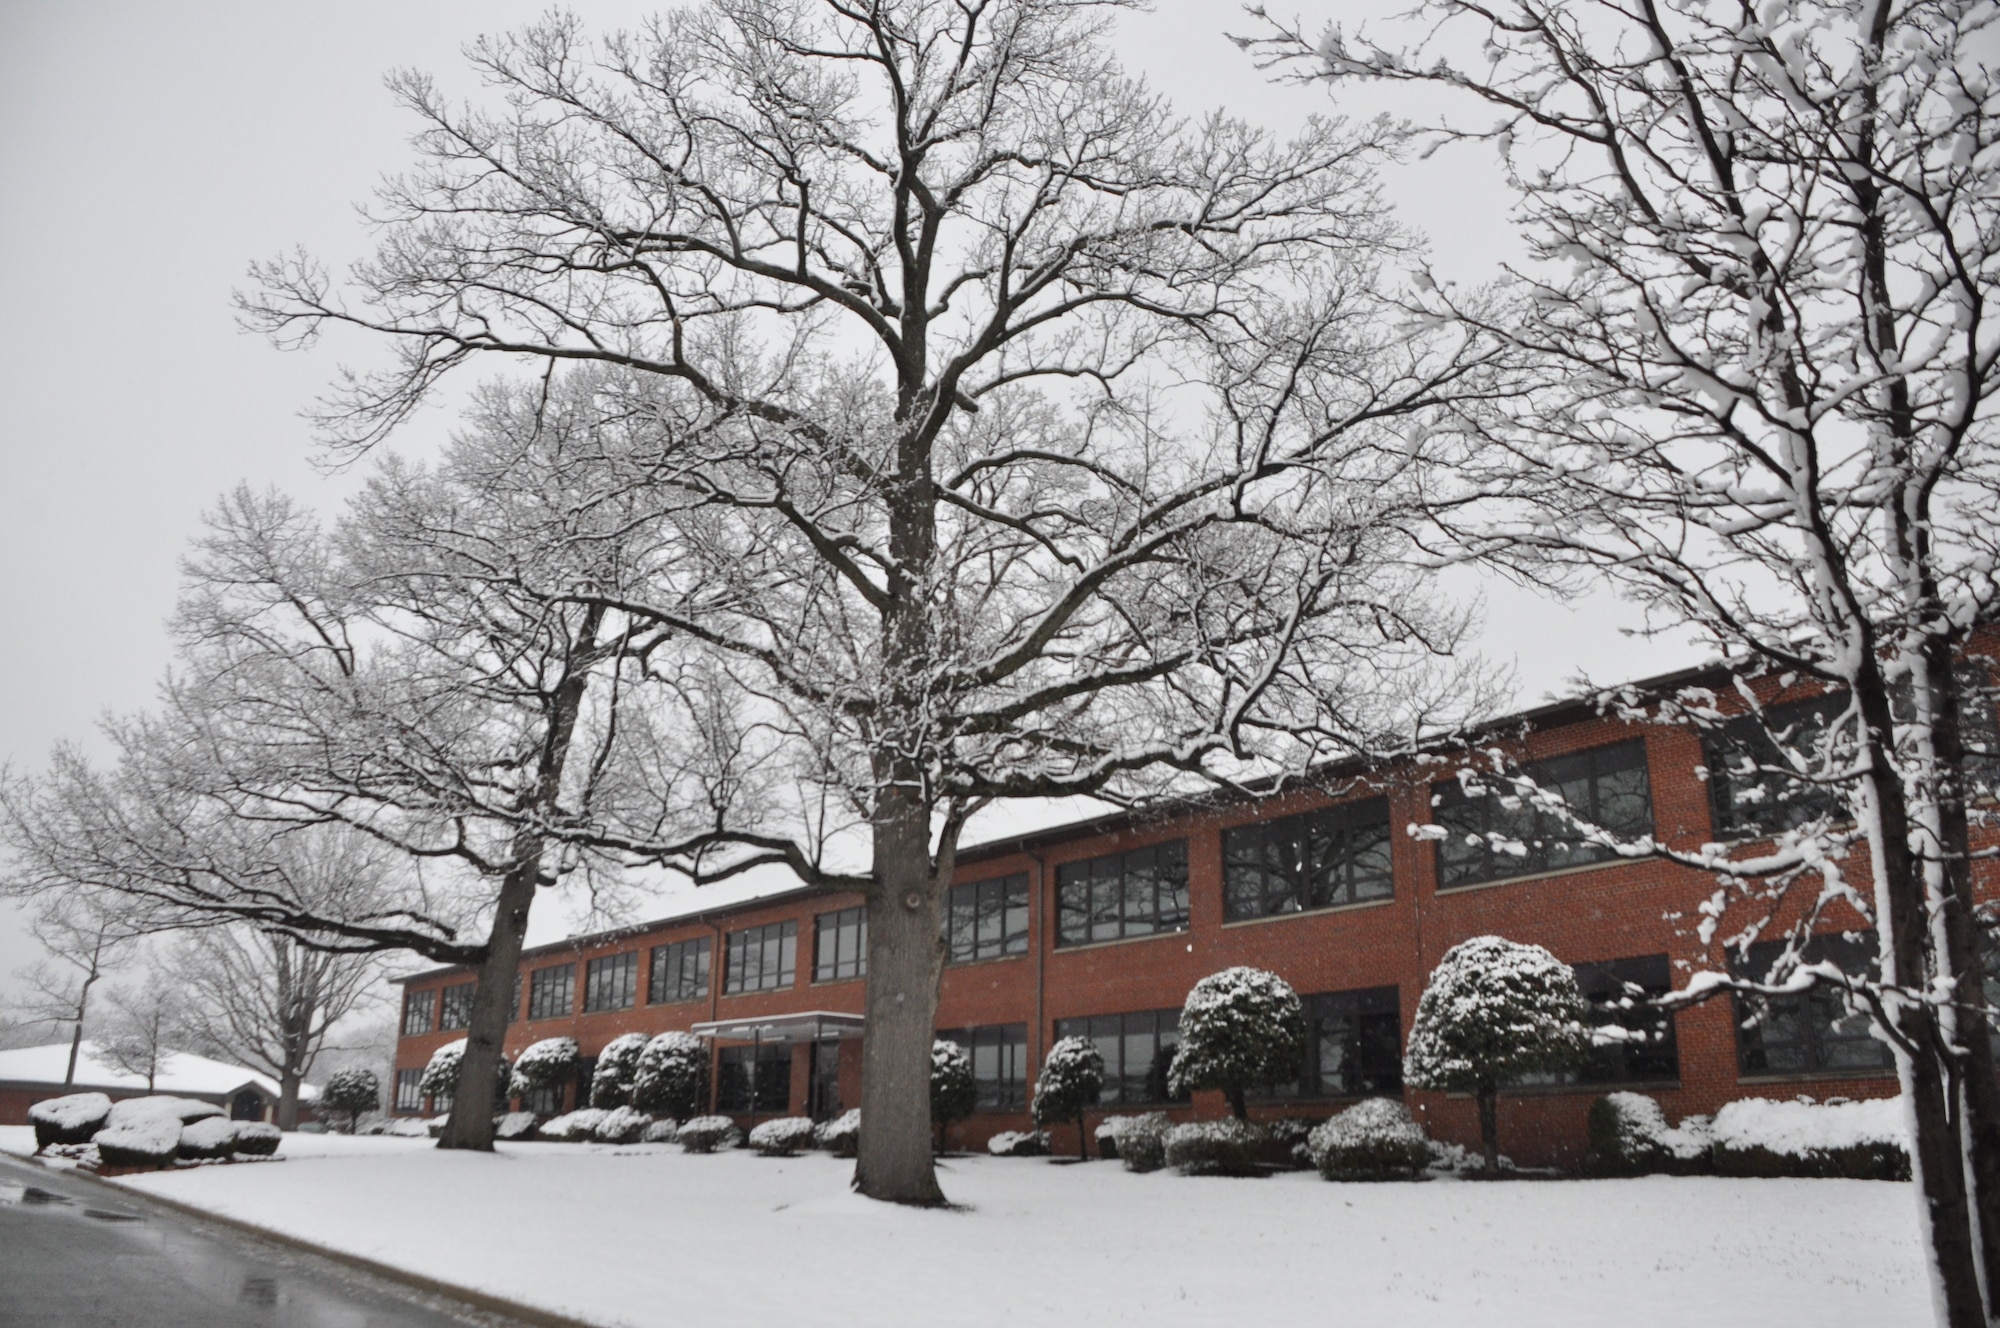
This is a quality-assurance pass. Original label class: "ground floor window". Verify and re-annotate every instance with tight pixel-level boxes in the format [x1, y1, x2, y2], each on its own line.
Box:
[523, 1082, 564, 1116]
[394, 1068, 424, 1114]
[1733, 932, 1893, 1076]
[936, 1024, 1028, 1110]
[1255, 986, 1403, 1100]
[1576, 955, 1678, 1084]
[717, 1043, 791, 1113]
[1054, 1008, 1187, 1106]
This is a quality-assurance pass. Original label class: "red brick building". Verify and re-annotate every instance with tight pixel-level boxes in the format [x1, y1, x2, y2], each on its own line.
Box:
[391, 665, 2000, 1167]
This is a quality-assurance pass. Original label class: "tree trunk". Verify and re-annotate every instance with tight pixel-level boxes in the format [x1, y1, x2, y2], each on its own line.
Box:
[1076, 1108, 1088, 1161]
[853, 801, 948, 1205]
[64, 1019, 84, 1087]
[277, 1069, 302, 1132]
[1227, 1087, 1248, 1122]
[436, 853, 538, 1152]
[1476, 1085, 1499, 1173]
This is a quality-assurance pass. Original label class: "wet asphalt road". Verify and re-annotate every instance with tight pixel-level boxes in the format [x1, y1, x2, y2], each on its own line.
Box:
[0, 1155, 530, 1328]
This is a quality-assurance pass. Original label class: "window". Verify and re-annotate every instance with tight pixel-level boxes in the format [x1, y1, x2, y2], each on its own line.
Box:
[394, 1068, 424, 1113]
[1053, 1009, 1187, 1105]
[1576, 955, 1679, 1084]
[1223, 798, 1392, 921]
[510, 974, 522, 1024]
[584, 952, 639, 1013]
[944, 874, 1030, 964]
[1734, 933, 1894, 1076]
[814, 907, 866, 983]
[1702, 694, 1850, 839]
[401, 989, 435, 1037]
[936, 1024, 1029, 1110]
[522, 1081, 565, 1117]
[1055, 842, 1189, 947]
[1260, 987, 1403, 1099]
[528, 964, 575, 1020]
[716, 1043, 791, 1113]
[724, 921, 798, 994]
[1433, 739, 1653, 889]
[438, 982, 476, 1032]
[649, 937, 711, 1004]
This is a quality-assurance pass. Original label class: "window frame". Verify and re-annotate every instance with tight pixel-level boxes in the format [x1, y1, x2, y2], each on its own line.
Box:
[527, 963, 576, 1021]
[393, 1068, 424, 1114]
[1701, 694, 1851, 841]
[1221, 797, 1394, 922]
[1432, 738, 1654, 890]
[1052, 1008, 1188, 1106]
[437, 981, 476, 1032]
[1054, 841, 1190, 948]
[583, 951, 640, 1014]
[401, 988, 436, 1037]
[813, 907, 867, 984]
[943, 874, 1031, 964]
[1732, 932, 1894, 1078]
[935, 1024, 1029, 1110]
[715, 1042, 792, 1113]
[723, 920, 799, 995]
[649, 937, 712, 1005]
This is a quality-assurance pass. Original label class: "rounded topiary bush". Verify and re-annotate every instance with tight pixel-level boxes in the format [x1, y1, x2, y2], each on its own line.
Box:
[1584, 1093, 1711, 1178]
[494, 1110, 541, 1141]
[931, 1039, 976, 1150]
[1031, 1035, 1104, 1160]
[177, 1117, 243, 1160]
[108, 1096, 221, 1129]
[230, 1122, 283, 1156]
[29, 1092, 112, 1149]
[1112, 1112, 1171, 1174]
[593, 1105, 654, 1143]
[94, 1117, 184, 1169]
[1164, 1118, 1268, 1177]
[749, 1116, 818, 1156]
[538, 1107, 610, 1141]
[815, 1109, 861, 1157]
[634, 1032, 709, 1121]
[677, 1115, 743, 1153]
[1308, 1098, 1430, 1182]
[510, 1036, 581, 1108]
[590, 1033, 650, 1108]
[420, 1039, 513, 1115]
[1169, 967, 1307, 1120]
[985, 1129, 1051, 1157]
[319, 1069, 380, 1132]
[641, 1118, 681, 1144]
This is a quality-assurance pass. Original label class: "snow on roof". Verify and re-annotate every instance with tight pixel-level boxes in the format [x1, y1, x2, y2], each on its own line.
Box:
[0, 1042, 312, 1102]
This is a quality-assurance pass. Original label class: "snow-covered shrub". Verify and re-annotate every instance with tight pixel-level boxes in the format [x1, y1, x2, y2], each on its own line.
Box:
[1267, 1116, 1323, 1170]
[107, 1095, 222, 1129]
[641, 1118, 680, 1144]
[494, 1111, 540, 1141]
[1709, 1097, 1909, 1180]
[1403, 936, 1592, 1168]
[29, 1092, 111, 1149]
[510, 1036, 581, 1107]
[1030, 1035, 1104, 1159]
[1307, 1099, 1430, 1182]
[593, 1105, 653, 1144]
[538, 1107, 611, 1142]
[419, 1039, 512, 1114]
[177, 1117, 242, 1160]
[1168, 968, 1307, 1119]
[814, 1109, 860, 1157]
[1111, 1113, 1171, 1173]
[1092, 1114, 1137, 1160]
[1583, 1093, 1711, 1177]
[931, 1039, 976, 1148]
[676, 1115, 742, 1153]
[319, 1069, 380, 1132]
[986, 1129, 1050, 1157]
[633, 1032, 709, 1121]
[749, 1116, 817, 1156]
[94, 1117, 183, 1168]
[1164, 1118, 1268, 1177]
[230, 1122, 282, 1156]
[382, 1116, 432, 1137]
[589, 1033, 649, 1108]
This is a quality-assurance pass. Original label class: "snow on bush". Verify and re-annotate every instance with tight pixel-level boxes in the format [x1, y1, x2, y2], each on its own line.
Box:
[178, 1117, 243, 1160]
[1404, 936, 1592, 1167]
[230, 1122, 282, 1157]
[634, 1032, 709, 1120]
[494, 1111, 540, 1141]
[419, 1039, 512, 1113]
[1709, 1097, 1909, 1180]
[931, 1040, 976, 1144]
[641, 1118, 680, 1144]
[1584, 1093, 1711, 1177]
[319, 1069, 380, 1129]
[1267, 1117, 1322, 1169]
[814, 1109, 860, 1157]
[1307, 1098, 1430, 1182]
[589, 1034, 649, 1108]
[748, 1116, 817, 1156]
[95, 1117, 184, 1168]
[382, 1117, 432, 1138]
[509, 1036, 580, 1104]
[1164, 1118, 1268, 1177]
[1030, 1035, 1104, 1159]
[538, 1108, 611, 1142]
[1107, 1113, 1170, 1173]
[985, 1129, 1050, 1157]
[29, 1092, 112, 1149]
[593, 1105, 653, 1144]
[676, 1115, 742, 1154]
[107, 1095, 223, 1129]
[1168, 967, 1306, 1119]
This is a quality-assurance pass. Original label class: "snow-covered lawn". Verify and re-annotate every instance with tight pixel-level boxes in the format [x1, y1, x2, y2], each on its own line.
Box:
[0, 1126, 1930, 1326]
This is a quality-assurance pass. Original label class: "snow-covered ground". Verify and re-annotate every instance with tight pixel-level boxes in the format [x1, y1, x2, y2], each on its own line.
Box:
[0, 1126, 1929, 1326]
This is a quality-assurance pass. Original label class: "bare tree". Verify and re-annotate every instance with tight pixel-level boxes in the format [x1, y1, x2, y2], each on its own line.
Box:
[243, 0, 1507, 1204]
[10, 889, 144, 1086]
[1254, 1, 2000, 1319]
[98, 976, 190, 1095]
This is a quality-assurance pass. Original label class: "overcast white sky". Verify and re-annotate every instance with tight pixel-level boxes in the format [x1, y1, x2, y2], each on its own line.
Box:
[0, 0, 1704, 1004]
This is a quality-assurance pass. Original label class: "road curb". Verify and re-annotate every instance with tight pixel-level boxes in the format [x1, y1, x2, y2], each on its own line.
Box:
[3, 1151, 605, 1328]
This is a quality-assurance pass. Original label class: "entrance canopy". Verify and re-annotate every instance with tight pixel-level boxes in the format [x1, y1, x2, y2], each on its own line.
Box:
[689, 1011, 864, 1045]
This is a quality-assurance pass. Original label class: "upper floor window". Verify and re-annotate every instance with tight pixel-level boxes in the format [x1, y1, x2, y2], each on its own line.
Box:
[650, 937, 711, 1004]
[814, 907, 866, 983]
[724, 920, 798, 994]
[1433, 739, 1652, 890]
[1222, 798, 1392, 922]
[944, 874, 1029, 964]
[1055, 841, 1189, 948]
[936, 1024, 1028, 1110]
[1702, 694, 1851, 839]
[1054, 1008, 1187, 1105]
[584, 952, 639, 1013]
[437, 982, 476, 1032]
[401, 988, 435, 1037]
[1733, 932, 1893, 1077]
[527, 963, 575, 1020]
